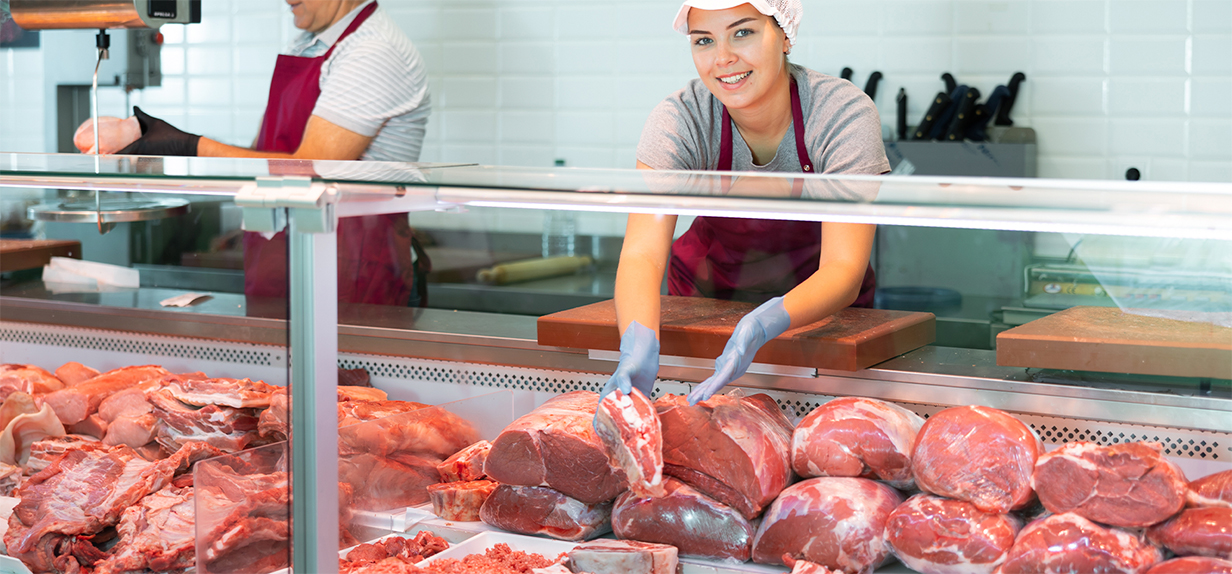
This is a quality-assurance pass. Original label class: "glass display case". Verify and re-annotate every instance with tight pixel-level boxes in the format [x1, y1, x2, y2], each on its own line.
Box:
[1, 151, 1230, 573]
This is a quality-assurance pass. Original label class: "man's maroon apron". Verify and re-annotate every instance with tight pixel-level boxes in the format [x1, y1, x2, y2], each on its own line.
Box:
[242, 2, 414, 306]
[667, 79, 876, 307]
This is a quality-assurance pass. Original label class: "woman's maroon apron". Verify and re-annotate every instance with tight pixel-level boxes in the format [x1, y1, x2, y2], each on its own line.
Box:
[242, 2, 414, 306]
[667, 79, 876, 306]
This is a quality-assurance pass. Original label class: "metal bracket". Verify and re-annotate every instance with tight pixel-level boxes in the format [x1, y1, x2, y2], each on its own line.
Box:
[236, 176, 338, 234]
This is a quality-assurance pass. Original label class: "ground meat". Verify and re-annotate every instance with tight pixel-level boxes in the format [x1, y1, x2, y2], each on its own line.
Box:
[425, 543, 565, 574]
[341, 531, 451, 572]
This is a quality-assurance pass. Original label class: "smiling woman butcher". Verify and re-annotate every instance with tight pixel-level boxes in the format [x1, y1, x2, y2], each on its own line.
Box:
[599, 0, 891, 406]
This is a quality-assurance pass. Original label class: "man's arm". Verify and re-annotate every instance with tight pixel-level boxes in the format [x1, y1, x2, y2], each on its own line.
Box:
[198, 114, 373, 160]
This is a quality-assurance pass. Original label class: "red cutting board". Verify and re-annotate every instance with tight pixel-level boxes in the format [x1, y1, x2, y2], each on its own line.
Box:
[997, 306, 1232, 379]
[537, 296, 936, 371]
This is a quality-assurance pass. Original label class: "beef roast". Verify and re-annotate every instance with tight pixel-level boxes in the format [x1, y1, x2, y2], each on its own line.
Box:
[885, 493, 1021, 574]
[1000, 513, 1163, 574]
[565, 539, 678, 574]
[657, 392, 793, 519]
[479, 484, 613, 541]
[1189, 469, 1232, 508]
[1146, 557, 1232, 573]
[485, 391, 627, 504]
[751, 477, 903, 572]
[428, 480, 497, 521]
[1147, 506, 1232, 558]
[437, 440, 491, 482]
[1033, 441, 1188, 527]
[41, 366, 171, 425]
[594, 388, 664, 498]
[791, 396, 923, 489]
[912, 405, 1042, 513]
[612, 476, 755, 561]
[91, 484, 196, 574]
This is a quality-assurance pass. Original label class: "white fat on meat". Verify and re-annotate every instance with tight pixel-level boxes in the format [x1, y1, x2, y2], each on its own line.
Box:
[594, 389, 664, 498]
[0, 403, 65, 466]
[163, 376, 277, 409]
[566, 539, 678, 574]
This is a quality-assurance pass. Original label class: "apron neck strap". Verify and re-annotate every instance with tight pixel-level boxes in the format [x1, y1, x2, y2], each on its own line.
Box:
[717, 76, 812, 174]
[323, 1, 379, 59]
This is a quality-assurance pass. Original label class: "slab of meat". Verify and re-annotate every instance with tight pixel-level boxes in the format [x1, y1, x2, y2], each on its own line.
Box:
[565, 539, 678, 574]
[479, 484, 613, 541]
[340, 405, 477, 461]
[437, 440, 491, 482]
[96, 383, 157, 422]
[1147, 506, 1232, 558]
[0, 461, 21, 495]
[751, 476, 903, 572]
[23, 435, 109, 475]
[427, 479, 496, 521]
[657, 392, 793, 520]
[1146, 556, 1232, 573]
[0, 403, 65, 466]
[612, 477, 755, 561]
[41, 365, 171, 425]
[338, 367, 373, 388]
[0, 364, 63, 398]
[103, 413, 158, 449]
[594, 388, 664, 498]
[340, 452, 444, 511]
[885, 493, 1021, 574]
[1189, 469, 1232, 508]
[195, 462, 291, 574]
[91, 484, 195, 574]
[148, 388, 263, 453]
[485, 391, 628, 504]
[1000, 513, 1163, 574]
[67, 414, 107, 439]
[791, 397, 923, 490]
[0, 391, 40, 429]
[783, 555, 841, 574]
[53, 363, 99, 387]
[912, 405, 1042, 513]
[1033, 441, 1188, 528]
[163, 375, 278, 409]
[341, 531, 449, 573]
[257, 386, 394, 441]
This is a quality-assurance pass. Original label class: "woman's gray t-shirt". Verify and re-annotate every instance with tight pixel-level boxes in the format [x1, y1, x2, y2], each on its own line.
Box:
[637, 64, 890, 176]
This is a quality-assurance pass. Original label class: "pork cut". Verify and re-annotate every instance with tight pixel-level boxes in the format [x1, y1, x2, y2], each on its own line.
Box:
[340, 452, 443, 511]
[103, 413, 158, 449]
[148, 388, 263, 453]
[1147, 506, 1232, 558]
[612, 477, 755, 561]
[564, 539, 678, 574]
[67, 414, 107, 440]
[0, 461, 21, 496]
[0, 403, 65, 466]
[163, 375, 278, 409]
[485, 391, 628, 504]
[594, 388, 664, 498]
[0, 391, 39, 429]
[751, 476, 903, 572]
[437, 440, 491, 482]
[0, 365, 63, 397]
[53, 362, 99, 387]
[912, 405, 1042, 513]
[339, 404, 476, 461]
[42, 365, 171, 425]
[195, 462, 291, 574]
[885, 493, 1021, 574]
[23, 435, 109, 475]
[1000, 512, 1163, 574]
[1146, 557, 1232, 573]
[1033, 441, 1188, 527]
[96, 383, 157, 421]
[428, 479, 496, 521]
[90, 484, 196, 574]
[479, 484, 613, 541]
[783, 555, 841, 574]
[791, 397, 924, 490]
[1189, 469, 1232, 508]
[657, 392, 793, 519]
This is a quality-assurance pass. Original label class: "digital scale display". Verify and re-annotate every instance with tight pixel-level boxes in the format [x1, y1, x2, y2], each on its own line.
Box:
[148, 0, 177, 19]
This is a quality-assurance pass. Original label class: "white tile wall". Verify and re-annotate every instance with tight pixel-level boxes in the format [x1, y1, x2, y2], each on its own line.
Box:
[3, 0, 1230, 182]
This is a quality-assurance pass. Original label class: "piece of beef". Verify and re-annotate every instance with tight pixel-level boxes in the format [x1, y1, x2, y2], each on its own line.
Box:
[479, 484, 613, 541]
[195, 463, 291, 574]
[1147, 506, 1232, 558]
[657, 392, 793, 520]
[437, 440, 491, 482]
[565, 539, 678, 574]
[485, 391, 628, 504]
[783, 555, 841, 574]
[1189, 469, 1232, 508]
[91, 484, 196, 574]
[1146, 557, 1232, 573]
[427, 479, 496, 521]
[163, 375, 278, 409]
[66, 414, 107, 440]
[1000, 513, 1163, 574]
[0, 364, 63, 398]
[340, 452, 443, 511]
[103, 413, 158, 449]
[751, 477, 903, 572]
[885, 493, 1022, 574]
[612, 476, 754, 561]
[791, 397, 924, 490]
[53, 363, 99, 388]
[148, 388, 263, 453]
[0, 403, 66, 466]
[1033, 441, 1188, 527]
[41, 366, 171, 425]
[594, 388, 664, 498]
[338, 367, 372, 388]
[912, 405, 1042, 514]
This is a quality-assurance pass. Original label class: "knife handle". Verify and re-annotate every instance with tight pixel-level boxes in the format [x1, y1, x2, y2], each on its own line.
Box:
[896, 88, 908, 141]
[863, 71, 883, 100]
[912, 92, 952, 140]
[944, 87, 981, 141]
[971, 85, 1010, 140]
[929, 86, 967, 140]
[941, 72, 957, 93]
[841, 67, 854, 81]
[995, 72, 1027, 126]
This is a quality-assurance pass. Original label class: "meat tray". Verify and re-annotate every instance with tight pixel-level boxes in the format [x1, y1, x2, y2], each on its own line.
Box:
[415, 531, 579, 566]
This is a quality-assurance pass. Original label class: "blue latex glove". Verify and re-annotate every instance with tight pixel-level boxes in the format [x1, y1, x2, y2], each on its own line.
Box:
[598, 321, 660, 403]
[688, 297, 792, 406]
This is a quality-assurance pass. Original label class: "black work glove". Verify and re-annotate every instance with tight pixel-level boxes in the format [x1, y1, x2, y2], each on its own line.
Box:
[117, 106, 201, 156]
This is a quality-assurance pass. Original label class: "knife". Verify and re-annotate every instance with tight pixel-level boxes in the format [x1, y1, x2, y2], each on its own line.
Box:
[943, 86, 981, 141]
[912, 91, 952, 140]
[863, 71, 883, 101]
[896, 88, 908, 141]
[941, 72, 957, 94]
[966, 85, 1009, 141]
[929, 85, 967, 140]
[841, 67, 854, 82]
[994, 72, 1026, 126]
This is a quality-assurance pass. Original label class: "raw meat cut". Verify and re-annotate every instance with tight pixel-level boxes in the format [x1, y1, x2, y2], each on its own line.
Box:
[103, 413, 158, 449]
[53, 363, 99, 387]
[90, 484, 195, 574]
[195, 462, 291, 574]
[0, 403, 65, 466]
[485, 391, 628, 504]
[339, 385, 387, 402]
[912, 405, 1042, 513]
[1033, 441, 1188, 528]
[1146, 557, 1232, 573]
[1147, 506, 1232, 558]
[96, 383, 158, 421]
[479, 484, 613, 541]
[339, 405, 476, 461]
[791, 397, 923, 489]
[1189, 469, 1232, 508]
[783, 555, 840, 574]
[885, 493, 1021, 574]
[426, 542, 561, 572]
[340, 452, 443, 511]
[73, 115, 141, 154]
[163, 375, 278, 408]
[612, 477, 755, 561]
[437, 440, 491, 482]
[657, 392, 793, 520]
[148, 388, 263, 453]
[594, 388, 664, 498]
[338, 367, 373, 388]
[258, 386, 397, 442]
[42, 365, 171, 425]
[340, 531, 449, 573]
[0, 461, 21, 495]
[24, 435, 109, 474]
[751, 476, 903, 572]
[67, 414, 107, 439]
[0, 391, 40, 429]
[1000, 513, 1163, 574]
[427, 480, 496, 521]
[0, 365, 63, 397]
[565, 539, 678, 574]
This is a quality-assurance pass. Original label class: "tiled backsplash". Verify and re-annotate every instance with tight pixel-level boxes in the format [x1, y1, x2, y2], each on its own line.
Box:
[3, 0, 1229, 181]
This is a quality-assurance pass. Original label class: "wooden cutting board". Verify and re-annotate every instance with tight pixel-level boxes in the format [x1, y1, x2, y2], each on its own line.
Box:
[538, 296, 936, 371]
[0, 239, 81, 273]
[996, 306, 1232, 379]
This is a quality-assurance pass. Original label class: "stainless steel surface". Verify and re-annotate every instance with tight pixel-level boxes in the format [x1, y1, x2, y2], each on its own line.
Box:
[10, 0, 145, 29]
[28, 198, 190, 223]
[134, 264, 244, 293]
